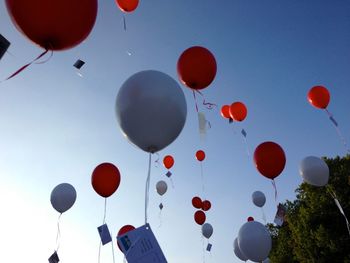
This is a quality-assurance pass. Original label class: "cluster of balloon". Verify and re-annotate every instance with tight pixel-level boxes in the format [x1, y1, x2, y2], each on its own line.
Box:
[177, 46, 217, 136]
[235, 221, 272, 262]
[91, 163, 121, 259]
[254, 141, 286, 201]
[299, 156, 350, 236]
[307, 86, 350, 154]
[115, 0, 139, 31]
[252, 191, 267, 223]
[5, 0, 97, 79]
[115, 70, 187, 224]
[116, 224, 135, 251]
[49, 183, 77, 261]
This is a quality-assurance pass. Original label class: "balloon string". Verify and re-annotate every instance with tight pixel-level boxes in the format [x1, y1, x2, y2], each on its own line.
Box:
[271, 179, 278, 203]
[261, 207, 267, 224]
[241, 129, 250, 157]
[200, 162, 206, 199]
[145, 152, 152, 224]
[4, 49, 51, 81]
[328, 189, 350, 236]
[325, 109, 350, 154]
[111, 238, 116, 263]
[55, 213, 62, 252]
[195, 90, 217, 110]
[201, 230, 205, 263]
[123, 15, 127, 31]
[103, 198, 107, 224]
[193, 90, 199, 112]
[154, 152, 160, 168]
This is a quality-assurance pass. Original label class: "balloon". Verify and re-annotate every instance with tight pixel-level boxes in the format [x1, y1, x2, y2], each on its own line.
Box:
[91, 163, 121, 198]
[299, 156, 329, 187]
[50, 183, 77, 213]
[5, 0, 97, 50]
[238, 221, 272, 262]
[201, 223, 213, 239]
[115, 70, 187, 153]
[263, 258, 270, 263]
[192, 196, 202, 209]
[202, 200, 211, 211]
[194, 210, 206, 225]
[117, 224, 135, 251]
[163, 155, 174, 169]
[233, 237, 248, 261]
[254, 141, 286, 179]
[177, 46, 217, 90]
[156, 180, 168, 196]
[247, 216, 254, 222]
[229, 102, 247, 122]
[307, 85, 330, 109]
[220, 105, 231, 119]
[116, 0, 138, 12]
[196, 150, 206, 162]
[252, 191, 266, 208]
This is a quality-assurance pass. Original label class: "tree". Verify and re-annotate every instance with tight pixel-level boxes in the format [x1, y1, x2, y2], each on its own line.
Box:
[268, 155, 350, 263]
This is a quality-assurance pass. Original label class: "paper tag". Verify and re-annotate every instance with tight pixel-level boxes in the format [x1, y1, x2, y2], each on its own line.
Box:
[159, 203, 164, 210]
[206, 243, 212, 252]
[329, 116, 338, 127]
[48, 251, 59, 263]
[274, 203, 286, 226]
[166, 171, 172, 178]
[98, 224, 112, 245]
[334, 198, 345, 216]
[241, 129, 247, 137]
[198, 112, 207, 134]
[117, 223, 167, 263]
[0, 34, 10, 60]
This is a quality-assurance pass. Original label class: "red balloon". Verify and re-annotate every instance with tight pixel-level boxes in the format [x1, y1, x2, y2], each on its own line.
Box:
[116, 0, 139, 13]
[192, 196, 202, 209]
[254, 141, 286, 179]
[177, 46, 217, 90]
[202, 200, 211, 211]
[307, 85, 330, 109]
[6, 0, 97, 50]
[229, 102, 247, 122]
[247, 216, 254, 222]
[91, 163, 121, 198]
[220, 105, 231, 119]
[194, 210, 206, 225]
[163, 155, 174, 169]
[117, 224, 135, 251]
[196, 150, 206, 162]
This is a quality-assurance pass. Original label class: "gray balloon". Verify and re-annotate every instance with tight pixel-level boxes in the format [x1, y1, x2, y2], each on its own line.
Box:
[50, 183, 77, 213]
[115, 70, 187, 153]
[201, 223, 213, 239]
[299, 156, 329, 187]
[252, 191, 266, 207]
[233, 237, 248, 261]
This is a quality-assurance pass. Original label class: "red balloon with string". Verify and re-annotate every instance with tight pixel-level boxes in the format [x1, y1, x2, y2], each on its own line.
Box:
[202, 200, 211, 211]
[192, 196, 202, 209]
[229, 102, 247, 122]
[194, 210, 206, 225]
[116, 0, 139, 13]
[253, 142, 286, 179]
[6, 0, 97, 51]
[177, 46, 217, 90]
[163, 155, 174, 169]
[247, 216, 254, 222]
[307, 85, 330, 109]
[221, 105, 231, 119]
[196, 150, 206, 162]
[92, 163, 121, 198]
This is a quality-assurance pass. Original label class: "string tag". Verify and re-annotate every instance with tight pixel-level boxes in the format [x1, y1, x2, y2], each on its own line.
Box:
[98, 224, 112, 245]
[159, 203, 164, 210]
[166, 171, 172, 178]
[274, 203, 286, 226]
[206, 243, 212, 252]
[0, 34, 10, 60]
[241, 129, 247, 137]
[48, 251, 59, 263]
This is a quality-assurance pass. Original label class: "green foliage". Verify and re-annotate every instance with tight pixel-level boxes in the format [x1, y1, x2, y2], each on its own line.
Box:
[268, 156, 350, 263]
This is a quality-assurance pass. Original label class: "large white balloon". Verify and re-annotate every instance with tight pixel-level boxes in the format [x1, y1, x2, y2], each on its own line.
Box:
[156, 180, 168, 196]
[252, 191, 266, 207]
[201, 223, 213, 239]
[50, 183, 77, 213]
[238, 221, 272, 262]
[233, 237, 248, 261]
[115, 70, 187, 153]
[299, 156, 329, 187]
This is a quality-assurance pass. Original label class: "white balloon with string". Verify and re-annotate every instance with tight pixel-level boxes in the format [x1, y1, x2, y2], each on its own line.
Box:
[252, 191, 267, 223]
[156, 180, 168, 227]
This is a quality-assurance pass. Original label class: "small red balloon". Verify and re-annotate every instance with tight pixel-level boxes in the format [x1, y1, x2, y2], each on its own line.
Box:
[6, 0, 97, 50]
[117, 224, 135, 251]
[194, 210, 206, 225]
[254, 141, 286, 180]
[177, 46, 217, 90]
[116, 0, 139, 13]
[220, 105, 231, 119]
[196, 150, 206, 162]
[202, 200, 211, 211]
[307, 85, 330, 109]
[91, 163, 121, 198]
[192, 196, 202, 209]
[247, 216, 254, 222]
[229, 102, 247, 122]
[163, 155, 174, 169]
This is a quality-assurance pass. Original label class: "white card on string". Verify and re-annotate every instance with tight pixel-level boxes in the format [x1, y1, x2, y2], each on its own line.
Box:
[48, 251, 59, 263]
[198, 112, 207, 134]
[98, 223, 112, 245]
[117, 223, 167, 263]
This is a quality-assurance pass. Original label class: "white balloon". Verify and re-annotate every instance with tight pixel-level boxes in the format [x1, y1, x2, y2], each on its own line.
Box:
[252, 191, 266, 207]
[50, 183, 77, 213]
[115, 70, 187, 153]
[238, 221, 272, 262]
[299, 156, 329, 187]
[156, 180, 167, 196]
[233, 237, 248, 261]
[201, 223, 213, 239]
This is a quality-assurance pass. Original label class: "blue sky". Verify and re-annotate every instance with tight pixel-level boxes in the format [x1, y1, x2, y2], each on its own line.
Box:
[0, 1, 350, 262]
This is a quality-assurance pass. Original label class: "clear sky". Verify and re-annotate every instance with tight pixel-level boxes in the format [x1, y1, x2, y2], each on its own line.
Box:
[0, 1, 350, 262]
